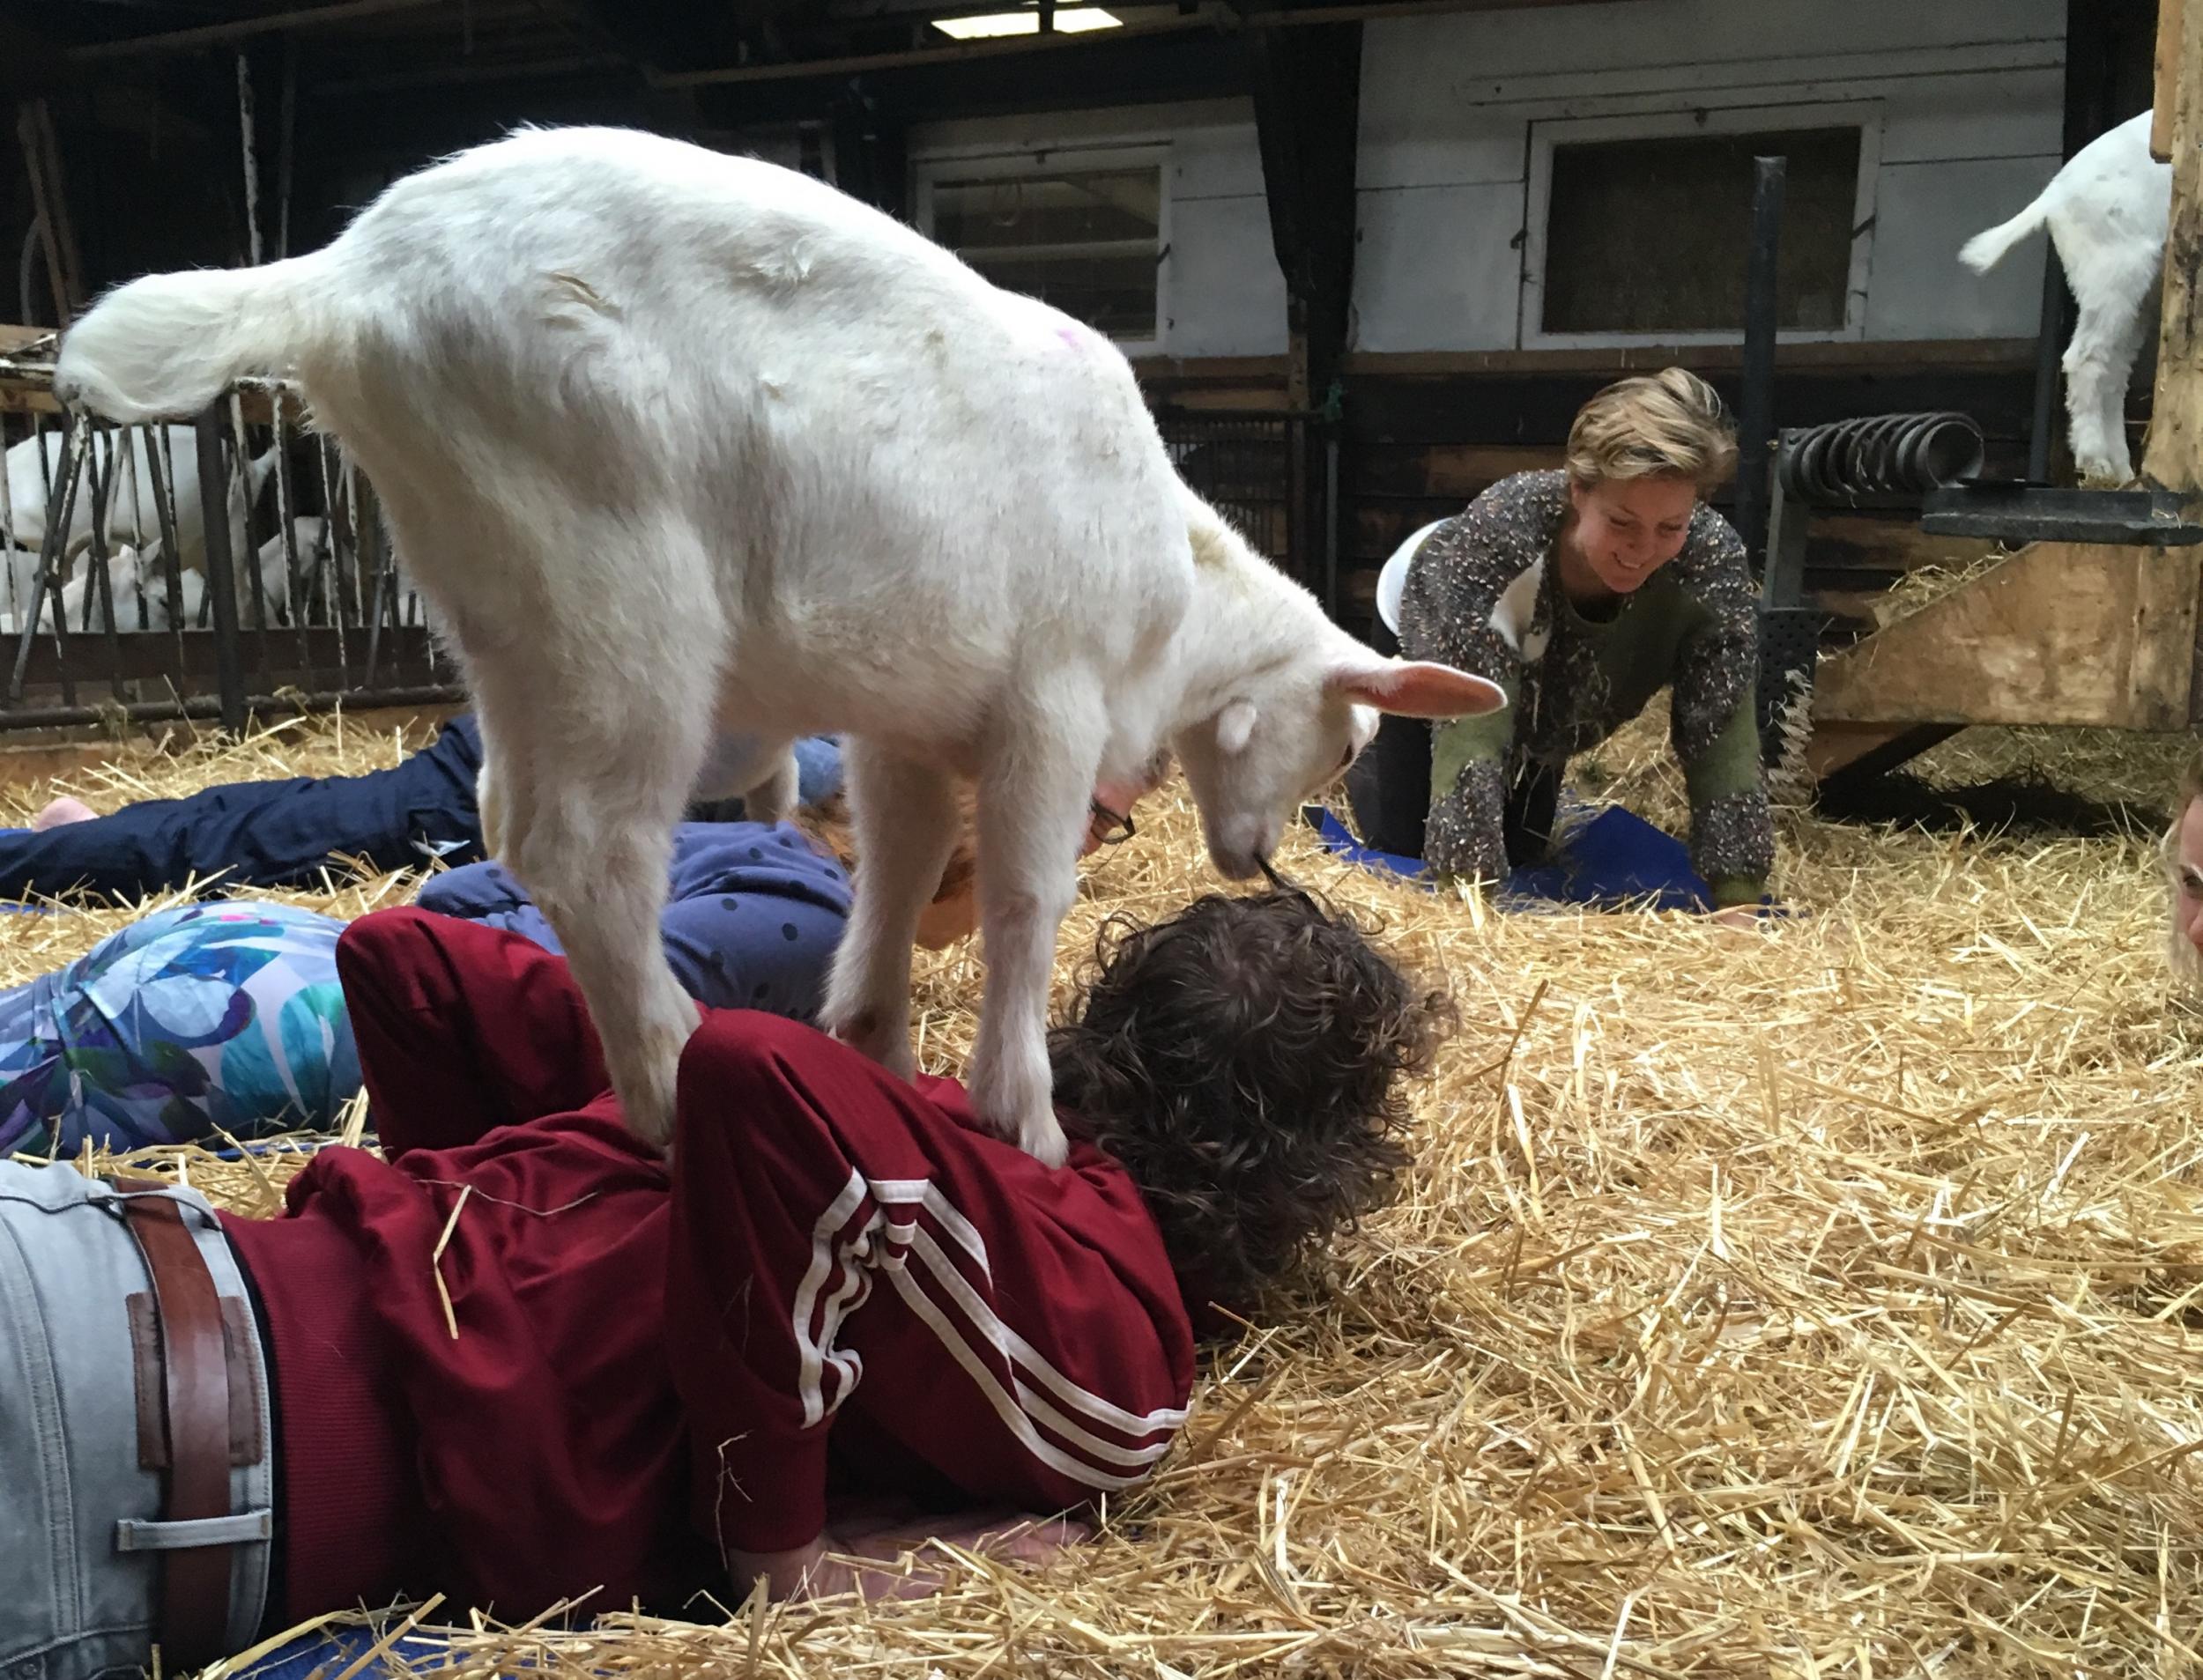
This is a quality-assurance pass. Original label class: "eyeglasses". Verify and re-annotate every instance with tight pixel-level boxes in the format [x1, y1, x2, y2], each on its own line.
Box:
[1088, 799, 1137, 847]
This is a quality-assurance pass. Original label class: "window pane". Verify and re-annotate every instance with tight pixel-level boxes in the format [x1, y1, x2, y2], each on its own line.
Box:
[1542, 128, 1861, 335]
[931, 169, 1160, 250]
[960, 250, 1157, 338]
[931, 166, 1161, 341]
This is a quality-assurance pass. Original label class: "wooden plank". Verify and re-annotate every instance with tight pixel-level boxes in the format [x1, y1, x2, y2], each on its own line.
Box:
[1352, 443, 1562, 498]
[2145, 0, 2203, 491]
[1813, 542, 2203, 729]
[1807, 721, 1949, 782]
[2155, 0, 2189, 162]
[1341, 341, 2038, 379]
[64, 0, 447, 62]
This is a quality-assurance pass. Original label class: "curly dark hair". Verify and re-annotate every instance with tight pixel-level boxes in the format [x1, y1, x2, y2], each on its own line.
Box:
[1049, 889, 1450, 1308]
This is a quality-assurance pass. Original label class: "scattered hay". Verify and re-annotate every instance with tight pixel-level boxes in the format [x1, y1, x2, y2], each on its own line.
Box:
[1870, 553, 2013, 630]
[19, 713, 2203, 1678]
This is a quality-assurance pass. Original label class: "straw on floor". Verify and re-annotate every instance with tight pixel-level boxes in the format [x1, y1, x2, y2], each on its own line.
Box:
[9, 707, 2203, 1678]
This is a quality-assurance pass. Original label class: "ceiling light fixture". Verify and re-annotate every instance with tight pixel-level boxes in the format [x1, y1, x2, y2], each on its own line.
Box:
[931, 6, 1123, 39]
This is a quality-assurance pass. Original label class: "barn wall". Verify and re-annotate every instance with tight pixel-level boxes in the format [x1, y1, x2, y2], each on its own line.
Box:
[908, 100, 1288, 359]
[1354, 0, 2069, 352]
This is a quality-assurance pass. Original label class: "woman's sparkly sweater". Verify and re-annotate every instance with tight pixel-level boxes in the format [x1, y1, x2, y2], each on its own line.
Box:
[1397, 470, 1773, 907]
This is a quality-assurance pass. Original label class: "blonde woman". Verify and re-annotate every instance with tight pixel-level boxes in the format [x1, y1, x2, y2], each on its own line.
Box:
[1394, 367, 1772, 919]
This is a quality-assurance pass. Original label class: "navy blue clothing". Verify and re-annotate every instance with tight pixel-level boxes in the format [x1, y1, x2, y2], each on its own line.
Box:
[0, 715, 487, 903]
[0, 722, 845, 906]
[416, 821, 853, 1020]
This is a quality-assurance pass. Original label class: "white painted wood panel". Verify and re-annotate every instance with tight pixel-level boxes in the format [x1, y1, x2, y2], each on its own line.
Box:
[1866, 156, 2065, 340]
[1352, 182, 1525, 353]
[1167, 194, 1289, 356]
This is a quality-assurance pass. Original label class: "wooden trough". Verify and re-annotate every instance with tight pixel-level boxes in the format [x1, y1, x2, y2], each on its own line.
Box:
[1807, 0, 2203, 782]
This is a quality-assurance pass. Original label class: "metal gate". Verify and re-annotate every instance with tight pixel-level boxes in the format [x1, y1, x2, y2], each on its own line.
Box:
[1156, 409, 1339, 614]
[0, 354, 461, 736]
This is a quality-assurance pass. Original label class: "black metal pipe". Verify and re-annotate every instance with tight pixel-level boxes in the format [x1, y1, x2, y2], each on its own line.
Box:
[195, 405, 248, 735]
[1733, 155, 1786, 574]
[0, 683, 465, 733]
[2027, 243, 2069, 482]
[10, 414, 83, 705]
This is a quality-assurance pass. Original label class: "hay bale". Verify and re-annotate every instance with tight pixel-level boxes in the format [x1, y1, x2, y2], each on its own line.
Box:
[22, 713, 2203, 1677]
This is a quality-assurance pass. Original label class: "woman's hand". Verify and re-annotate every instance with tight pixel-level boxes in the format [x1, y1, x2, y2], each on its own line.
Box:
[727, 1508, 1090, 1602]
[1706, 903, 1764, 931]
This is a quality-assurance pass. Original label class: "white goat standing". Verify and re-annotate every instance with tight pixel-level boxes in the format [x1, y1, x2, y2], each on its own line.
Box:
[55, 126, 1499, 1164]
[1959, 110, 2172, 484]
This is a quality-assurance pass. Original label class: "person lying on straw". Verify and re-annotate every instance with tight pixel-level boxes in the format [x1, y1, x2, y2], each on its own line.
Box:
[1368, 368, 1774, 925]
[0, 771, 1151, 1158]
[0, 882, 1443, 1674]
[0, 710, 844, 901]
[2166, 747, 2203, 988]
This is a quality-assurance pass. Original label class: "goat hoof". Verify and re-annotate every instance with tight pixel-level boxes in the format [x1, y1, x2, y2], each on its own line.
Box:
[1019, 1114, 1071, 1170]
[968, 1048, 1064, 1166]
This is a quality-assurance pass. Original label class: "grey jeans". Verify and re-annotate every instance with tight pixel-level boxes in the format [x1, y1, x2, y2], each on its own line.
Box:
[0, 1162, 275, 1680]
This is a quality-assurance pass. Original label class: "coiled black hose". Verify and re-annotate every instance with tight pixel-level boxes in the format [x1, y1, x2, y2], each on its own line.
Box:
[1776, 411, 1985, 504]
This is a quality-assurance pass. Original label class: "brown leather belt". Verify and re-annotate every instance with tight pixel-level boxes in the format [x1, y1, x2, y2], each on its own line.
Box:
[110, 1177, 270, 1674]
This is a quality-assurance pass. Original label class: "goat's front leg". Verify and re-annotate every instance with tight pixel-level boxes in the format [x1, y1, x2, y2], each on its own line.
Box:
[963, 708, 1103, 1168]
[819, 743, 961, 1078]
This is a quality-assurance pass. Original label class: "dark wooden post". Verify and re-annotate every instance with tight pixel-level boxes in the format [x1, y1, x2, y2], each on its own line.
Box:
[1249, 8, 1361, 611]
[2144, 0, 2202, 492]
[196, 407, 248, 736]
[1732, 157, 1784, 574]
[830, 81, 908, 224]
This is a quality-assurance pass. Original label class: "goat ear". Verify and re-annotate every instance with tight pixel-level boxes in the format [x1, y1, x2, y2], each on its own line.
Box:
[1328, 657, 1505, 719]
[1218, 698, 1259, 755]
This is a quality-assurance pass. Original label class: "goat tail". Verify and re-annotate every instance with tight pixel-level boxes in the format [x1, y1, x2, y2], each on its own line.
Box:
[1958, 195, 2051, 275]
[56, 254, 331, 423]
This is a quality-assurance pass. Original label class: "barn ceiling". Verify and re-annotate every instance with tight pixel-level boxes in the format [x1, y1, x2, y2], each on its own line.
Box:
[7, 0, 1611, 108]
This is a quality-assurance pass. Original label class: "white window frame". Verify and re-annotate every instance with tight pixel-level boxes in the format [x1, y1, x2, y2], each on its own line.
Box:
[1519, 102, 1883, 351]
[913, 142, 1173, 357]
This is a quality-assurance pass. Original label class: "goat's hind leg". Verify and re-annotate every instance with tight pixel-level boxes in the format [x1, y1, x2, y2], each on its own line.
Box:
[692, 729, 800, 827]
[2064, 294, 2153, 484]
[819, 741, 961, 1080]
[466, 613, 718, 1151]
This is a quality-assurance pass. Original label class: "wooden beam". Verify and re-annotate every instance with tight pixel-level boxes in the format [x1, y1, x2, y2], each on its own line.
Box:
[2155, 0, 2189, 162]
[1341, 340, 2039, 378]
[1812, 542, 2203, 730]
[2145, 0, 2203, 491]
[1806, 722, 1962, 785]
[64, 0, 448, 63]
[17, 100, 85, 328]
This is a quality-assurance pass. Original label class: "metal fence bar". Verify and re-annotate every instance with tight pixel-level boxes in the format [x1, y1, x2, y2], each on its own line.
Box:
[195, 405, 248, 735]
[78, 418, 129, 699]
[9, 414, 81, 705]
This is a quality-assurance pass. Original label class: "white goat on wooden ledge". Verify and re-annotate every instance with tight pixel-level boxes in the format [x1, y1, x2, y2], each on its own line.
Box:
[56, 125, 1499, 1164]
[1959, 110, 2172, 485]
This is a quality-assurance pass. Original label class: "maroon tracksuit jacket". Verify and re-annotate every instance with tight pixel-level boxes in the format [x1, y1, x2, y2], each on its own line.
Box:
[219, 907, 1197, 1623]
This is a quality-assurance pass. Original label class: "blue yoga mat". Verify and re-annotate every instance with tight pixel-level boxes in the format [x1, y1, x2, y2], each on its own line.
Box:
[1308, 802, 1726, 914]
[230, 1624, 419, 1680]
